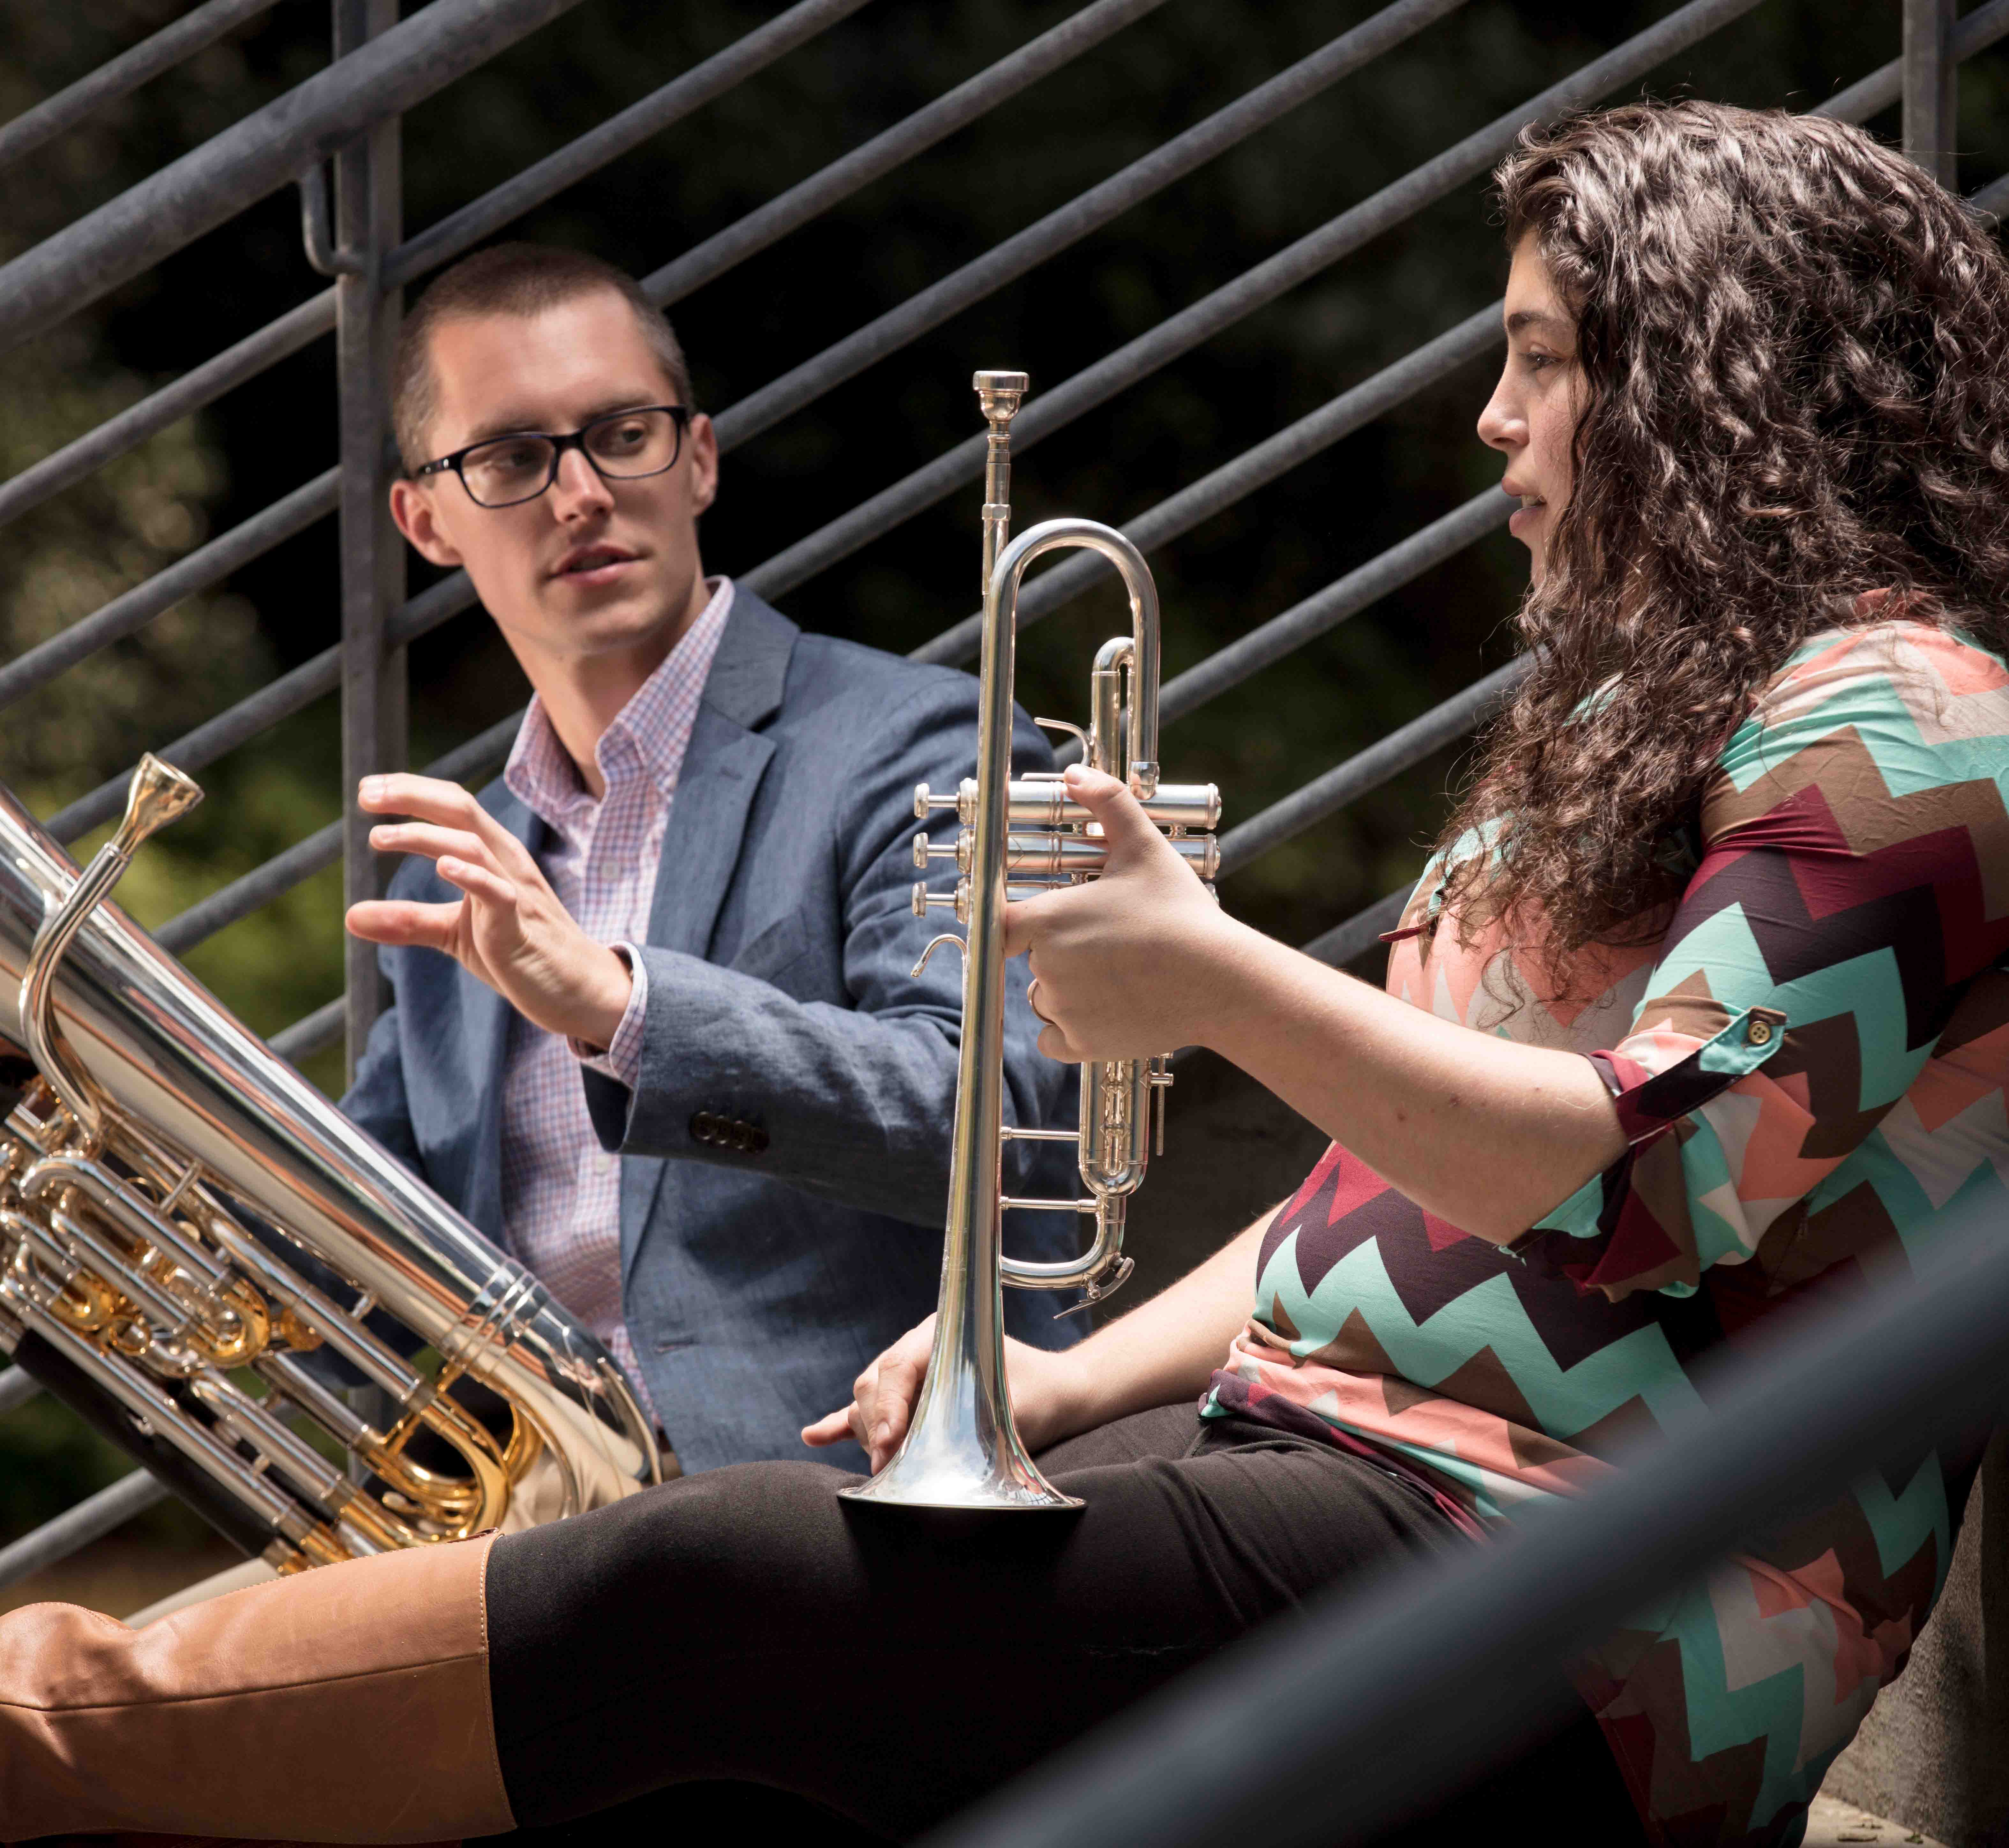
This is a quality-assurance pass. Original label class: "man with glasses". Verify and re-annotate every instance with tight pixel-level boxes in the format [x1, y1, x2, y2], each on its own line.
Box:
[346, 242, 1078, 1476]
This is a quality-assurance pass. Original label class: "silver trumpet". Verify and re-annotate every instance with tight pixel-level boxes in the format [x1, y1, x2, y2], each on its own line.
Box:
[0, 757, 659, 1573]
[840, 369, 1219, 1513]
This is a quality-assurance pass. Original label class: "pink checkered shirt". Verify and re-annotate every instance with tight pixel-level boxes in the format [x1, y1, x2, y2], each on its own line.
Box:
[498, 577, 734, 1424]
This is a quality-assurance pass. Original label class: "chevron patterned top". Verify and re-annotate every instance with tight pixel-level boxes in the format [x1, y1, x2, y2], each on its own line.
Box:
[1202, 618, 2009, 1847]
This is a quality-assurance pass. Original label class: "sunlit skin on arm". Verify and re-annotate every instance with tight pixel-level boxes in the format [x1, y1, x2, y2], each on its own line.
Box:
[803, 1206, 1271, 1468]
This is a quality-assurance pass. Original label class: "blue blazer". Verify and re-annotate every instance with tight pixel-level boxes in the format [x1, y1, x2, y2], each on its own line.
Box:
[341, 588, 1082, 1473]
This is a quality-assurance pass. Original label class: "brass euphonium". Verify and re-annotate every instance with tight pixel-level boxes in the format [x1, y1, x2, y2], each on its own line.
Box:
[840, 370, 1219, 1513]
[0, 756, 659, 1573]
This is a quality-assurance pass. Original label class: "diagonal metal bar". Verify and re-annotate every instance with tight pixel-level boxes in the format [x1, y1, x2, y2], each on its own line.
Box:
[0, 291, 337, 535]
[636, 0, 1181, 313]
[930, 1200, 2009, 1848]
[1163, 489, 1513, 727]
[1216, 656, 1529, 876]
[1970, 168, 2009, 214]
[386, 0, 881, 294]
[0, 1470, 169, 1595]
[49, 645, 346, 846]
[158, 820, 343, 957]
[0, 0, 593, 357]
[44, 549, 486, 846]
[642, 0, 1178, 318]
[744, 0, 1769, 611]
[916, 306, 1505, 668]
[74, 301, 1505, 821]
[711, 0, 1470, 452]
[1301, 886, 1413, 969]
[1813, 0, 2009, 122]
[0, 1, 886, 533]
[270, 996, 346, 1064]
[0, 1366, 44, 1417]
[0, 0, 283, 175]
[0, 468, 338, 715]
[156, 707, 527, 956]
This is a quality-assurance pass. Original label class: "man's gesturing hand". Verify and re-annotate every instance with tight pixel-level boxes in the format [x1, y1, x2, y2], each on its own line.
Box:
[346, 773, 633, 1051]
[802, 1317, 1086, 1472]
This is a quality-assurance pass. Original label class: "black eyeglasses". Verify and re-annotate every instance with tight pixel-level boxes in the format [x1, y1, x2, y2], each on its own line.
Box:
[413, 405, 691, 508]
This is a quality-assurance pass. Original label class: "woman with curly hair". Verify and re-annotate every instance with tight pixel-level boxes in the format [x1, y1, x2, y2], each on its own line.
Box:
[9, 99, 2009, 1848]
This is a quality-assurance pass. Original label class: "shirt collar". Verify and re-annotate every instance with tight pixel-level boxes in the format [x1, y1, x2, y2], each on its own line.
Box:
[505, 575, 735, 833]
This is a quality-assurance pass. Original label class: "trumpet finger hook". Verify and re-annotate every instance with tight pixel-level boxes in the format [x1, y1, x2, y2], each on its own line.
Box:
[911, 932, 966, 979]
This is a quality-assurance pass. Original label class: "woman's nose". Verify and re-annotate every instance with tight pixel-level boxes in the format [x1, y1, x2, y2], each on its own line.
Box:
[1476, 385, 1524, 454]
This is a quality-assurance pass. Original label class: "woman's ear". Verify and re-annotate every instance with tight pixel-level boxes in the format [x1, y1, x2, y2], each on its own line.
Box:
[389, 478, 465, 568]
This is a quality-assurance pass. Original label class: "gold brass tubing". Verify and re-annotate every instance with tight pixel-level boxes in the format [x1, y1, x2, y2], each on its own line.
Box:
[22, 1151, 228, 1289]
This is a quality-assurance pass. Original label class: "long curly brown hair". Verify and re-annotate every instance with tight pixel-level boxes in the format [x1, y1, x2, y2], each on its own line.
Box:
[1431, 100, 2009, 970]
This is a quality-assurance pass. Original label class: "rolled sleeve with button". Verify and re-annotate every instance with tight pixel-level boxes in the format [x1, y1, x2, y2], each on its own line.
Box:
[1511, 623, 2009, 1301]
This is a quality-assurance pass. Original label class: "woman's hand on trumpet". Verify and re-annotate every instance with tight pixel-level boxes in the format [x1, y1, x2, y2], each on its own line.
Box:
[1002, 763, 1246, 1062]
[802, 1317, 1090, 1470]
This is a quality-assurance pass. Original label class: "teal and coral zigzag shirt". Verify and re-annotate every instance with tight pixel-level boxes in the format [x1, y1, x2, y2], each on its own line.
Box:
[1204, 618, 2009, 1847]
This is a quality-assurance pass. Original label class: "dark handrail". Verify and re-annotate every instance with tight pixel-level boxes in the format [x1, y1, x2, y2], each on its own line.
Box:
[928, 1197, 2009, 1848]
[709, 0, 1471, 451]
[0, 0, 592, 355]
[0, 0, 283, 175]
[922, 309, 1506, 670]
[0, 470, 339, 714]
[1216, 656, 1529, 875]
[742, 0, 1772, 610]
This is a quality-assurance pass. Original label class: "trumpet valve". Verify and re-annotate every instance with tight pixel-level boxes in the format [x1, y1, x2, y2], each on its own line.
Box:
[911, 878, 971, 923]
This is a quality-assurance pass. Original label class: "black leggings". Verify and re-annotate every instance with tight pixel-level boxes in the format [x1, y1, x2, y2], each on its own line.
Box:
[484, 1407, 1642, 1844]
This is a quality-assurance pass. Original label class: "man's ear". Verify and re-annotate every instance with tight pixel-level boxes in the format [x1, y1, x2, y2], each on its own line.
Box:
[389, 477, 465, 568]
[685, 412, 720, 518]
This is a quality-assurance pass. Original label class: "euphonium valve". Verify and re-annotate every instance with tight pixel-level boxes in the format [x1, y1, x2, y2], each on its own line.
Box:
[842, 370, 1219, 1514]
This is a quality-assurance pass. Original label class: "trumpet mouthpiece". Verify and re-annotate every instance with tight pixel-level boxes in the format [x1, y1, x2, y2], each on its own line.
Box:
[115, 753, 203, 855]
[973, 370, 1029, 424]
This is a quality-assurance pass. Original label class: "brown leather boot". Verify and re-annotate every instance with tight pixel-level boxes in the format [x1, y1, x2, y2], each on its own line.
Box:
[0, 1534, 514, 1844]
[15, 1837, 467, 1845]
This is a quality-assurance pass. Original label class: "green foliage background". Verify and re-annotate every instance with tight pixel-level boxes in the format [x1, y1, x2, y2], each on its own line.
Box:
[2, 0, 2005, 1546]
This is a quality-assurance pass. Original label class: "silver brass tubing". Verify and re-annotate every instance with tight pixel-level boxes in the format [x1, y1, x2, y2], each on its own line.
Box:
[0, 750, 660, 1568]
[845, 508, 1168, 1511]
[914, 830, 1219, 881]
[917, 777, 1221, 831]
[22, 1153, 229, 1290]
[1000, 1196, 1132, 1290]
[19, 755, 201, 1137]
[974, 370, 1028, 596]
[9, 1283, 309, 1541]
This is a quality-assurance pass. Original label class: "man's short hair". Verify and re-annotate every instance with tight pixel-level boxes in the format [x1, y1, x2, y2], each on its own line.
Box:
[392, 243, 696, 471]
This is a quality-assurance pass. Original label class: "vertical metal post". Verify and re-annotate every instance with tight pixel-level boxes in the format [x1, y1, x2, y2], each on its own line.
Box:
[334, 0, 406, 1079]
[1903, 0, 1958, 188]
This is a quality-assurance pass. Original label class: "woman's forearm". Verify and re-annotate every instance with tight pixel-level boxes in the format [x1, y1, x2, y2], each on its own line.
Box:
[1201, 922, 1625, 1243]
[1048, 1208, 1272, 1443]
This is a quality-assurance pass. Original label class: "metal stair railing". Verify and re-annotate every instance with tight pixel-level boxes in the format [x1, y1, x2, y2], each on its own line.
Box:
[930, 1186, 2009, 1848]
[1, 0, 2004, 1603]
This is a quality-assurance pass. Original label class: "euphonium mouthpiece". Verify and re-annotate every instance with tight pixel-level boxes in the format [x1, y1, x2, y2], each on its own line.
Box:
[113, 754, 203, 859]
